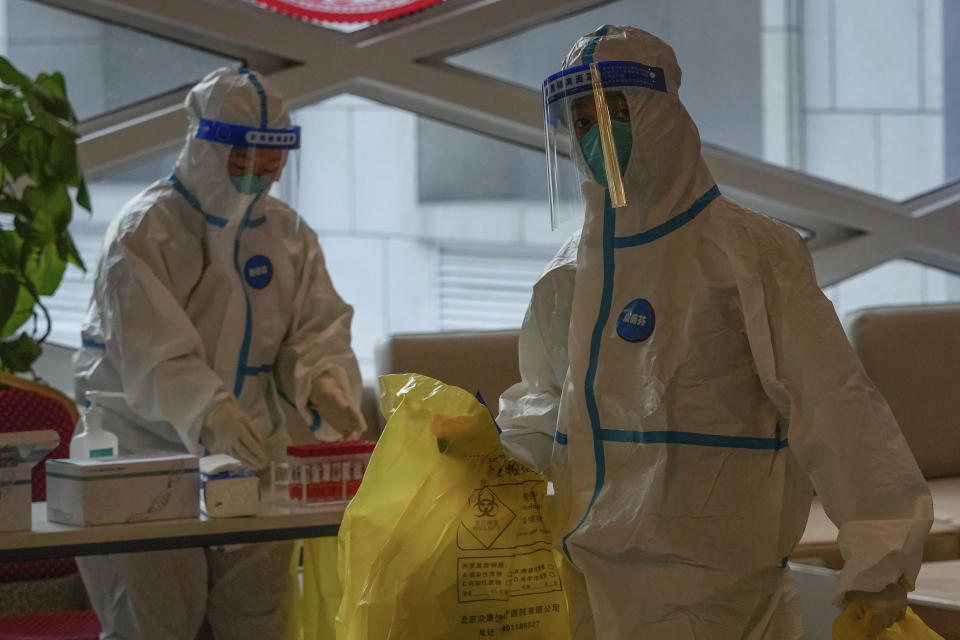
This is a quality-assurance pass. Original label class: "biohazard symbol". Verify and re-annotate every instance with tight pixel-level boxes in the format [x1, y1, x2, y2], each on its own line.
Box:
[474, 489, 499, 517]
[461, 486, 516, 549]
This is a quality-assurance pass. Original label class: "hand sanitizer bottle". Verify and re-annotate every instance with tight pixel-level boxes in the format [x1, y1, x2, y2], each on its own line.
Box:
[70, 391, 120, 458]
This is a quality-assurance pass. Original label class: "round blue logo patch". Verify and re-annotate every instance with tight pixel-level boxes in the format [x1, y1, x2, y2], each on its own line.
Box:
[616, 298, 655, 342]
[244, 255, 272, 289]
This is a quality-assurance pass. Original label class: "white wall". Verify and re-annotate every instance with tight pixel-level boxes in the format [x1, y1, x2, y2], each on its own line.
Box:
[803, 1, 960, 316]
[802, 0, 945, 201]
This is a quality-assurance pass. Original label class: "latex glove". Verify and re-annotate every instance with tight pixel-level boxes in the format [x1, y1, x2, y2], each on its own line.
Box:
[309, 374, 367, 440]
[844, 581, 908, 637]
[200, 400, 268, 471]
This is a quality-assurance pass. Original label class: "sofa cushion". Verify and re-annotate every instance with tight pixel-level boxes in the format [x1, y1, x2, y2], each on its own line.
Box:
[846, 303, 960, 479]
[793, 477, 960, 569]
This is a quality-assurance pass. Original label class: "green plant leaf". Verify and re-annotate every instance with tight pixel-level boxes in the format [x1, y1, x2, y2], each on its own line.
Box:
[0, 55, 88, 359]
[17, 190, 52, 245]
[16, 124, 47, 182]
[76, 178, 91, 211]
[49, 185, 71, 232]
[48, 135, 77, 181]
[23, 91, 76, 140]
[34, 72, 65, 99]
[32, 73, 73, 122]
[0, 91, 27, 119]
[0, 145, 26, 178]
[19, 184, 70, 245]
[0, 283, 33, 338]
[0, 229, 22, 268]
[24, 245, 66, 295]
[0, 272, 18, 328]
[56, 231, 84, 270]
[0, 197, 28, 216]
[0, 57, 31, 91]
[0, 333, 42, 373]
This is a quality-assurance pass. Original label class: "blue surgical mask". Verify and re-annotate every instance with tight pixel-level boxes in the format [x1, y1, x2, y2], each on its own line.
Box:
[230, 174, 273, 194]
[579, 120, 633, 187]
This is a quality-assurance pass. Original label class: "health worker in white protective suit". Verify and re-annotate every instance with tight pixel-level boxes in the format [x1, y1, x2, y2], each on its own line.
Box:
[498, 25, 933, 639]
[73, 67, 366, 639]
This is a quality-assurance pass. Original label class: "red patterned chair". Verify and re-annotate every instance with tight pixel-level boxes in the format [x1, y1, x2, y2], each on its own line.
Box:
[0, 372, 100, 639]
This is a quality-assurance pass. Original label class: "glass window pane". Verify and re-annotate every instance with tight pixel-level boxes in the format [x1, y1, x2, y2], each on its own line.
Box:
[291, 95, 572, 378]
[448, 0, 959, 202]
[448, 1, 765, 161]
[0, 0, 241, 121]
[823, 259, 960, 326]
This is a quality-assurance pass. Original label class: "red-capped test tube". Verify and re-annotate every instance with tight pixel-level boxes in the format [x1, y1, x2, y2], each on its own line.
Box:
[286, 441, 376, 503]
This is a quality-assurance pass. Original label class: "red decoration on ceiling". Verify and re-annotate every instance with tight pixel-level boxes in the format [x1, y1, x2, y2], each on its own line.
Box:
[252, 0, 445, 24]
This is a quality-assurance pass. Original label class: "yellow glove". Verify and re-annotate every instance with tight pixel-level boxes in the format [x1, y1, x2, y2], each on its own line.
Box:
[843, 582, 908, 638]
[200, 400, 268, 471]
[833, 604, 945, 640]
[309, 374, 367, 440]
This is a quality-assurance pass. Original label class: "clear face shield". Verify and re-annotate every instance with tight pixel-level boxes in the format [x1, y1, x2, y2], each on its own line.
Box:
[543, 60, 667, 229]
[195, 117, 301, 198]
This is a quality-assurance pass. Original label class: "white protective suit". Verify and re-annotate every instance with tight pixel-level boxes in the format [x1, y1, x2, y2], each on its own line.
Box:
[498, 26, 933, 639]
[74, 67, 362, 639]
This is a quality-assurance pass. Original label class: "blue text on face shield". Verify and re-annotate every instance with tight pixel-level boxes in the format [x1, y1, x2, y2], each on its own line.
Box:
[230, 174, 273, 194]
[579, 120, 633, 187]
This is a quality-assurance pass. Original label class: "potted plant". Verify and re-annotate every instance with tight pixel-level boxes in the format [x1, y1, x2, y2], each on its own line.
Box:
[0, 56, 89, 374]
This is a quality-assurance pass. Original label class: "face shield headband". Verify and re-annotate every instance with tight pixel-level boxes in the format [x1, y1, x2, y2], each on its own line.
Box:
[196, 118, 301, 149]
[195, 118, 301, 195]
[543, 60, 667, 230]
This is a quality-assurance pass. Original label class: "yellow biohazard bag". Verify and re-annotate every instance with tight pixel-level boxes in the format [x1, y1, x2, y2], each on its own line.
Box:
[336, 373, 573, 640]
[833, 604, 945, 640]
[286, 536, 343, 640]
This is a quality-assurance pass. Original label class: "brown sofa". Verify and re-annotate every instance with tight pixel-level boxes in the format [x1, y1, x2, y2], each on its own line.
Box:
[374, 307, 960, 568]
[372, 329, 521, 430]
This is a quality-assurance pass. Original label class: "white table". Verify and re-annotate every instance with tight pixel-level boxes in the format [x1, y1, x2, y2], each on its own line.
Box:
[0, 498, 346, 561]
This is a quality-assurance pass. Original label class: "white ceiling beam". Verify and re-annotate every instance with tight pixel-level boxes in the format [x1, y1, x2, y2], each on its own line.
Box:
[33, 0, 295, 68]
[49, 0, 960, 286]
[78, 105, 186, 180]
[702, 144, 909, 232]
[811, 232, 903, 287]
[905, 179, 960, 219]
[351, 63, 543, 147]
[903, 243, 960, 279]
[356, 0, 612, 60]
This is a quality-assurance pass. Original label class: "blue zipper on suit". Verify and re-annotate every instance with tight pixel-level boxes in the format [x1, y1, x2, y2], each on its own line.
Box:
[557, 184, 788, 567]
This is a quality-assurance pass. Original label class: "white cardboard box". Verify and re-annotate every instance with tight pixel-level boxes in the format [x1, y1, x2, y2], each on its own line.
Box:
[46, 453, 200, 526]
[0, 430, 60, 532]
[199, 454, 260, 518]
[202, 475, 260, 518]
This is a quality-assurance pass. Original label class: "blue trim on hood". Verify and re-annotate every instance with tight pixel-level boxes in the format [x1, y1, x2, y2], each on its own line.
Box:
[581, 24, 609, 65]
[613, 185, 720, 248]
[169, 174, 229, 228]
[242, 68, 269, 128]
